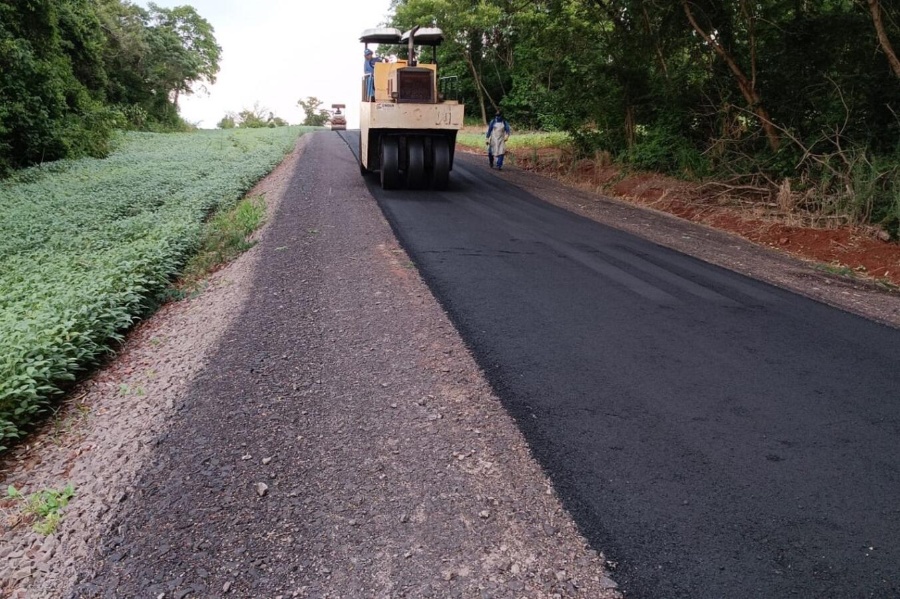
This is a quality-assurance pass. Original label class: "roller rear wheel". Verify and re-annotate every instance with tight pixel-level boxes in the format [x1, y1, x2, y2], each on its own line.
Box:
[380, 136, 400, 190]
[431, 137, 451, 190]
[406, 136, 426, 189]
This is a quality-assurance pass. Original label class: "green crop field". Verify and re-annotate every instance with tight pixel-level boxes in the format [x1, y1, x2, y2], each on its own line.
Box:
[0, 127, 308, 449]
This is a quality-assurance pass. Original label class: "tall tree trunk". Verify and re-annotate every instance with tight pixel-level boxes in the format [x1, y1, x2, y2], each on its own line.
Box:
[866, 0, 900, 79]
[640, 1, 669, 79]
[681, 0, 780, 151]
[464, 52, 488, 125]
[624, 103, 636, 151]
[465, 31, 489, 124]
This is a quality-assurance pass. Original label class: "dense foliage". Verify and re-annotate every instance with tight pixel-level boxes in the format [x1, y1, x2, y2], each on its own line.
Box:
[390, 0, 900, 233]
[297, 97, 331, 127]
[0, 0, 221, 174]
[218, 103, 290, 129]
[0, 127, 305, 449]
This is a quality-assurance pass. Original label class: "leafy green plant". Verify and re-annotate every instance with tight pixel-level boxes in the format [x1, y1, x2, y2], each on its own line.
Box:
[7, 484, 76, 535]
[0, 127, 307, 450]
[628, 122, 709, 178]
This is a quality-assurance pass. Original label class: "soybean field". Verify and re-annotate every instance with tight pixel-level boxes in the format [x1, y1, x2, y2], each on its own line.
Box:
[0, 127, 307, 449]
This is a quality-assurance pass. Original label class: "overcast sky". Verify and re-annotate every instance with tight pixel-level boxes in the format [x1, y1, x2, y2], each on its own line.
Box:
[140, 0, 395, 128]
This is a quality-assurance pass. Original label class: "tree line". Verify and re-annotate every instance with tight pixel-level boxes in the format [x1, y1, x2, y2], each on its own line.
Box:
[0, 0, 220, 175]
[391, 0, 900, 233]
[215, 97, 330, 129]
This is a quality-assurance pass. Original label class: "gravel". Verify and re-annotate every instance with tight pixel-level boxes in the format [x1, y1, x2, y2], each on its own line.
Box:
[0, 136, 311, 598]
[0, 132, 621, 598]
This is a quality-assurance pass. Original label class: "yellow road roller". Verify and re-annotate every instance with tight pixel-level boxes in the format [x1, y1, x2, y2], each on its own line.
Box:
[359, 26, 464, 190]
[329, 104, 346, 131]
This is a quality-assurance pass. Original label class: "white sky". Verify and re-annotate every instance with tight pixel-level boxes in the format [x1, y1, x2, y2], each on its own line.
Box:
[140, 0, 395, 129]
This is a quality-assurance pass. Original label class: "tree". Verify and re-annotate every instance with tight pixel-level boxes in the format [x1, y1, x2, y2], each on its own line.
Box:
[94, 1, 221, 129]
[0, 0, 118, 174]
[390, 0, 504, 124]
[146, 4, 221, 105]
[297, 96, 329, 126]
[95, 0, 153, 114]
[681, 0, 780, 152]
[236, 105, 270, 128]
[864, 0, 900, 79]
[218, 103, 289, 128]
[0, 0, 223, 174]
[217, 113, 236, 129]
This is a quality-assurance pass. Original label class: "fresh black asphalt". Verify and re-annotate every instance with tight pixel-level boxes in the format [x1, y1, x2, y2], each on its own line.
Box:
[344, 131, 900, 598]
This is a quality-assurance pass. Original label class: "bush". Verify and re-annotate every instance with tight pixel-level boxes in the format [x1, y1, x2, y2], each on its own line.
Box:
[568, 127, 623, 159]
[628, 122, 708, 177]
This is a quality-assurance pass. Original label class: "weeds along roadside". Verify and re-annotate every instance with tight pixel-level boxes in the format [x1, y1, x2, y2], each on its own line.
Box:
[0, 127, 308, 451]
[163, 194, 268, 302]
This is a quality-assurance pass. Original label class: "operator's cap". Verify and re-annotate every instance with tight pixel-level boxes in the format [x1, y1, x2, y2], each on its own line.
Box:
[364, 48, 373, 55]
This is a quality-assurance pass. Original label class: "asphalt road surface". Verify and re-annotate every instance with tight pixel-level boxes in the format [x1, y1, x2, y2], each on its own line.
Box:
[343, 131, 900, 598]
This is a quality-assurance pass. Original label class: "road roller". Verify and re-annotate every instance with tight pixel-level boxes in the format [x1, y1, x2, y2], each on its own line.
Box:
[359, 26, 464, 190]
[329, 104, 346, 130]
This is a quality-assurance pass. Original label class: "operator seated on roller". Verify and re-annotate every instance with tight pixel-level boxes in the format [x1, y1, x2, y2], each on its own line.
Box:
[363, 48, 386, 102]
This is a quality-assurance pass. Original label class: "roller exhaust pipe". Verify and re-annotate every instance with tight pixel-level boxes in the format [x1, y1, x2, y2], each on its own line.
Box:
[408, 25, 420, 67]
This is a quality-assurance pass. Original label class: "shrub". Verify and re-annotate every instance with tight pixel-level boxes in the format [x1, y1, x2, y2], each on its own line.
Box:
[628, 122, 709, 177]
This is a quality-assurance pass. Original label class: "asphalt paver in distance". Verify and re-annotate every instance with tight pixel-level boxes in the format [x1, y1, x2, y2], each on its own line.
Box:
[357, 135, 900, 599]
[71, 132, 620, 598]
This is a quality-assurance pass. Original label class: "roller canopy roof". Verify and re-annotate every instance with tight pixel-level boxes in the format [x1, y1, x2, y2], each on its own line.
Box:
[359, 27, 444, 46]
[359, 28, 402, 44]
[401, 27, 444, 45]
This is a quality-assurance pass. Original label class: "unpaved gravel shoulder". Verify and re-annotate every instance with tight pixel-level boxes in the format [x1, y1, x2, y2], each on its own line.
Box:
[3, 131, 621, 598]
[0, 135, 311, 599]
[491, 163, 900, 329]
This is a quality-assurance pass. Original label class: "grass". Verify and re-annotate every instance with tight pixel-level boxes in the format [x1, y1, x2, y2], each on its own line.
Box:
[176, 194, 267, 293]
[815, 263, 859, 278]
[456, 130, 570, 151]
[7, 483, 75, 535]
[0, 127, 308, 450]
[815, 262, 900, 291]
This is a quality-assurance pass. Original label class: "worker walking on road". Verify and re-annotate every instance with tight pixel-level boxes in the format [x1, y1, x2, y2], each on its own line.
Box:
[486, 111, 510, 169]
